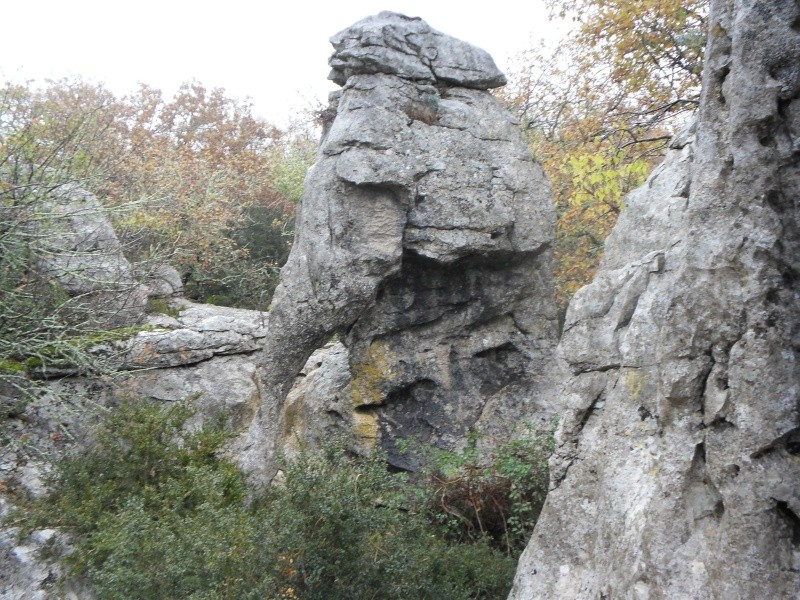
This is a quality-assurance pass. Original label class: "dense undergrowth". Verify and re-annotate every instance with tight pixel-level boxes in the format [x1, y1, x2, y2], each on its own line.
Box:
[11, 400, 552, 599]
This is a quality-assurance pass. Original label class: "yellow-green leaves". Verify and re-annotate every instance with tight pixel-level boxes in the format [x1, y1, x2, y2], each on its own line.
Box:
[556, 147, 650, 301]
[505, 1, 708, 310]
[563, 148, 649, 211]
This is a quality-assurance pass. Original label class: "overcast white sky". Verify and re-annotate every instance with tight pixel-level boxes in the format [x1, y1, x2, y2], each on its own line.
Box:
[1, 1, 566, 127]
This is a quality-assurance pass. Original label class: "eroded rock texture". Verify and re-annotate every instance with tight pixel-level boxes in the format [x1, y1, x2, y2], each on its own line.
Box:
[241, 12, 557, 477]
[28, 181, 148, 326]
[510, 1, 800, 598]
[114, 301, 268, 431]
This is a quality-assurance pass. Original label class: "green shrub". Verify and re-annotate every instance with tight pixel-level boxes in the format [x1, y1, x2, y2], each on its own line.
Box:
[409, 425, 554, 556]
[12, 401, 542, 599]
[145, 298, 180, 318]
[16, 401, 275, 599]
[263, 443, 516, 599]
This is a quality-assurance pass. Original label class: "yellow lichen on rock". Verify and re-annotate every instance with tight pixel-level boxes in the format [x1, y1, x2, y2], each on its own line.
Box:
[623, 370, 648, 401]
[349, 340, 397, 451]
[352, 410, 379, 449]
[350, 340, 396, 408]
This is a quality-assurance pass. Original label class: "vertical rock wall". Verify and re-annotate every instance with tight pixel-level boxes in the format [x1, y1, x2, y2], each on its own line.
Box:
[510, 1, 800, 598]
[239, 12, 558, 478]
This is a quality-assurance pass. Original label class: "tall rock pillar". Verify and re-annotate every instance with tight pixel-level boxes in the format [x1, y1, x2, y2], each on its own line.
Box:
[236, 12, 558, 479]
[510, 1, 800, 597]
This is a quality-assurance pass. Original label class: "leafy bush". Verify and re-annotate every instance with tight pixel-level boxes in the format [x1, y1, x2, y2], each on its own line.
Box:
[263, 443, 516, 599]
[406, 426, 554, 556]
[12, 401, 539, 599]
[16, 401, 274, 599]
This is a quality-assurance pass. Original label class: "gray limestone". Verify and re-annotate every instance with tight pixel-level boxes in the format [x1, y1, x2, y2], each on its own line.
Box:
[32, 182, 149, 326]
[328, 11, 507, 89]
[114, 301, 269, 432]
[241, 12, 558, 479]
[123, 301, 268, 369]
[143, 264, 183, 299]
[509, 1, 800, 597]
[281, 343, 352, 457]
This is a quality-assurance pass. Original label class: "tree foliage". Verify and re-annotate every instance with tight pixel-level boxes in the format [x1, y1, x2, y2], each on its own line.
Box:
[501, 0, 708, 308]
[1, 78, 315, 311]
[1, 77, 315, 426]
[551, 0, 707, 119]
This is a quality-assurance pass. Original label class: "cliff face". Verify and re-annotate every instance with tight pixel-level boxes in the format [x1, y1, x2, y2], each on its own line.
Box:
[510, 1, 800, 597]
[239, 12, 559, 477]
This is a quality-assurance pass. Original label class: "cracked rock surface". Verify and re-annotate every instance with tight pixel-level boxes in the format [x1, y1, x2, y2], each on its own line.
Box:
[123, 301, 268, 369]
[26, 181, 148, 327]
[99, 300, 268, 434]
[239, 12, 558, 479]
[510, 1, 800, 598]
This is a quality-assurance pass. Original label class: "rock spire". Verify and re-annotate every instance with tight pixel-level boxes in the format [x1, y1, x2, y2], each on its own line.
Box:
[237, 12, 558, 478]
[510, 1, 800, 597]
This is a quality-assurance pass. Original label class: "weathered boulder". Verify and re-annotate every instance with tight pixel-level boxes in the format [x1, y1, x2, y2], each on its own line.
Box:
[243, 12, 558, 478]
[1, 300, 270, 489]
[31, 182, 148, 326]
[0, 373, 108, 599]
[0, 509, 66, 600]
[510, 1, 800, 598]
[143, 264, 184, 299]
[110, 301, 268, 432]
[327, 11, 507, 89]
[123, 301, 268, 369]
[281, 343, 352, 457]
[0, 496, 90, 600]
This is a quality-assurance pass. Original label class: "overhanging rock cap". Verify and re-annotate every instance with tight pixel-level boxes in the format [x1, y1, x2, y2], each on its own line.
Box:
[328, 11, 507, 89]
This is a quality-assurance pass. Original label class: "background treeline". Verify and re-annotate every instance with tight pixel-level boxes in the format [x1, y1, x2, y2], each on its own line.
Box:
[1, 78, 315, 312]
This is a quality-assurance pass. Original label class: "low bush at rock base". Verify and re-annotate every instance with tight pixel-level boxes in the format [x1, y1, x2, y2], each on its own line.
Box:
[10, 400, 551, 599]
[411, 427, 554, 556]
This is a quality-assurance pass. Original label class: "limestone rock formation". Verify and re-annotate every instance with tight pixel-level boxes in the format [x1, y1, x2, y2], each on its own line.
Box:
[123, 301, 268, 369]
[33, 182, 149, 326]
[240, 12, 558, 478]
[0, 300, 269, 598]
[2, 300, 270, 490]
[281, 343, 352, 457]
[327, 12, 507, 90]
[0, 511, 65, 600]
[510, 1, 800, 597]
[114, 301, 268, 431]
